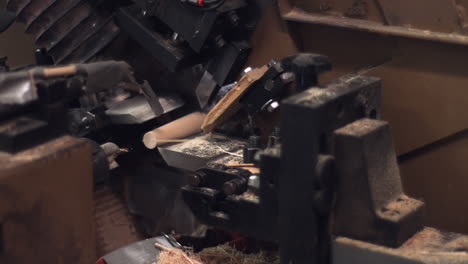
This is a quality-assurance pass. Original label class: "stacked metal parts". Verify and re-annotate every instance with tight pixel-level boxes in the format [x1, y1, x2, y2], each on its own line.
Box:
[5, 0, 120, 64]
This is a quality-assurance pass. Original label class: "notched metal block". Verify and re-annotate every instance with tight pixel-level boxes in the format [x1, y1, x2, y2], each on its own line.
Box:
[333, 118, 425, 248]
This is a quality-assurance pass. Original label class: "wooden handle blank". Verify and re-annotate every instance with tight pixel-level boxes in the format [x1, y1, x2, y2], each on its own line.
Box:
[42, 65, 77, 77]
[142, 112, 206, 149]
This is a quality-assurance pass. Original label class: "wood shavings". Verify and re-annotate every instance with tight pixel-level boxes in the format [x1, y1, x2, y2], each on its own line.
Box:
[156, 243, 279, 264]
[227, 161, 260, 174]
[156, 243, 203, 264]
[198, 244, 279, 264]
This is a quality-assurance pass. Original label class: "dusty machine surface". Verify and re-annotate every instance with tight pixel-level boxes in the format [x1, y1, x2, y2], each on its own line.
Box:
[0, 0, 468, 264]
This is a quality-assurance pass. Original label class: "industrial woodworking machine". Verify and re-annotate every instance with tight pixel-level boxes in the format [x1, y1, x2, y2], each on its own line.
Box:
[0, 0, 468, 264]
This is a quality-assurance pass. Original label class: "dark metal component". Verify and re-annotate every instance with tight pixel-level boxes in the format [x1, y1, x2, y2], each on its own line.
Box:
[0, 9, 15, 33]
[222, 177, 247, 195]
[182, 152, 278, 242]
[194, 71, 218, 109]
[60, 21, 120, 64]
[206, 41, 251, 86]
[240, 54, 332, 113]
[333, 118, 425, 247]
[5, 0, 30, 14]
[0, 116, 51, 153]
[48, 13, 114, 63]
[140, 81, 164, 116]
[0, 71, 39, 105]
[24, 0, 83, 36]
[163, 233, 183, 249]
[35, 48, 54, 65]
[136, 0, 246, 53]
[0, 57, 9, 73]
[0, 222, 3, 255]
[181, 74, 384, 262]
[188, 171, 206, 187]
[191, 165, 251, 190]
[0, 61, 148, 151]
[35, 2, 93, 48]
[88, 139, 110, 184]
[267, 127, 281, 147]
[279, 75, 381, 264]
[313, 155, 336, 216]
[243, 135, 261, 163]
[104, 95, 158, 125]
[105, 94, 184, 125]
[8, 0, 119, 64]
[15, 0, 56, 26]
[158, 133, 245, 171]
[333, 228, 468, 264]
[281, 53, 333, 91]
[115, 7, 194, 72]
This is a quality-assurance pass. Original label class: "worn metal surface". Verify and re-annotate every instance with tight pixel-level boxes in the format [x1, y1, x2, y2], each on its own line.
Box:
[0, 9, 15, 33]
[105, 94, 184, 125]
[279, 0, 468, 46]
[115, 7, 194, 72]
[333, 228, 468, 264]
[246, 1, 468, 235]
[102, 236, 174, 264]
[0, 136, 96, 263]
[280, 75, 381, 264]
[333, 119, 424, 247]
[158, 133, 245, 171]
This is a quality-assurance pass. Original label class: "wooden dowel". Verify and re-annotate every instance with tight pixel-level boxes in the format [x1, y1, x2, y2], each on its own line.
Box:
[142, 112, 206, 149]
[42, 65, 77, 77]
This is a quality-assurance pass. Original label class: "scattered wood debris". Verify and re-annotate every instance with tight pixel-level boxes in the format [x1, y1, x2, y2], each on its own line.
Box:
[156, 243, 279, 264]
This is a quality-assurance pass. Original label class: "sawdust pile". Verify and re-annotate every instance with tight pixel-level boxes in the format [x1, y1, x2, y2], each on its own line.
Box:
[157, 243, 279, 264]
[157, 244, 203, 264]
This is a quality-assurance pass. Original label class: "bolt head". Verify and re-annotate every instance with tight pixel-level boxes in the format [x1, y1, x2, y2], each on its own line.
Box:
[267, 101, 280, 112]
